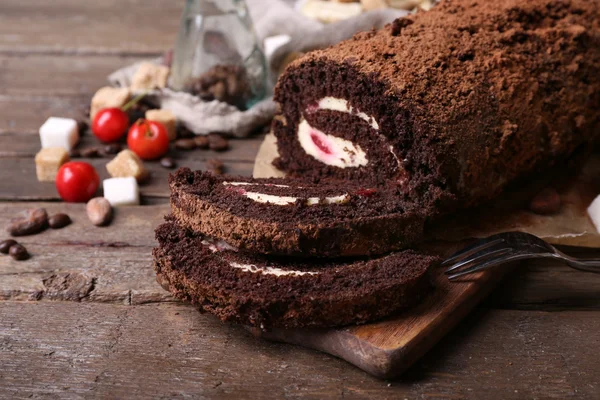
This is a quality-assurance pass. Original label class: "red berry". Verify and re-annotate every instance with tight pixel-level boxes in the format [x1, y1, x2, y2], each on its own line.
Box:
[92, 108, 129, 143]
[127, 119, 170, 160]
[55, 162, 100, 203]
[356, 188, 377, 197]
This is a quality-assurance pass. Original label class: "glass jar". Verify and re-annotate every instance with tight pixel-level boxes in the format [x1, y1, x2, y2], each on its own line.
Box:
[170, 0, 267, 110]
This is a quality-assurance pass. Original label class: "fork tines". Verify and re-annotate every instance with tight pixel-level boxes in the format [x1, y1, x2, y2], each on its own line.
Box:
[443, 235, 513, 280]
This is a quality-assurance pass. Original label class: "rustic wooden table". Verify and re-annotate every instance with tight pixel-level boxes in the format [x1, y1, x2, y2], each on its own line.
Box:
[1, 1, 599, 398]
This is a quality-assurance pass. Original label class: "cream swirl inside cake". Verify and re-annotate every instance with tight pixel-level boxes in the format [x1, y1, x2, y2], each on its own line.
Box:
[273, 90, 412, 192]
[222, 181, 349, 206]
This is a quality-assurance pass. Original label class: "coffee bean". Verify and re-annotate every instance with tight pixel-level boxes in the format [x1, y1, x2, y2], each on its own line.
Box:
[48, 213, 72, 229]
[69, 149, 81, 158]
[198, 91, 215, 102]
[77, 120, 89, 136]
[529, 187, 561, 215]
[86, 197, 113, 227]
[262, 122, 273, 134]
[194, 136, 209, 149]
[160, 157, 177, 169]
[211, 81, 227, 102]
[0, 239, 17, 254]
[7, 208, 49, 236]
[104, 143, 122, 155]
[185, 65, 249, 109]
[208, 134, 229, 152]
[80, 147, 101, 158]
[129, 109, 146, 124]
[226, 74, 238, 97]
[177, 126, 195, 139]
[9, 244, 29, 261]
[206, 158, 224, 174]
[175, 139, 197, 151]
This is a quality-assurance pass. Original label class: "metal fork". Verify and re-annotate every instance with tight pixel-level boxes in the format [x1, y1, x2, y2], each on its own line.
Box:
[443, 231, 600, 280]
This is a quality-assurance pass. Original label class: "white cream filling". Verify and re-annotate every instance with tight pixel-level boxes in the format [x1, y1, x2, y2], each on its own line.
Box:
[230, 262, 319, 277]
[305, 194, 349, 206]
[201, 239, 238, 253]
[244, 192, 298, 205]
[317, 97, 379, 130]
[223, 182, 349, 206]
[297, 120, 368, 169]
[302, 97, 406, 172]
[200, 240, 319, 277]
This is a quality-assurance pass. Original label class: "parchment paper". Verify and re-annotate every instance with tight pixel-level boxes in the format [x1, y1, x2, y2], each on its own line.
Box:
[253, 133, 600, 248]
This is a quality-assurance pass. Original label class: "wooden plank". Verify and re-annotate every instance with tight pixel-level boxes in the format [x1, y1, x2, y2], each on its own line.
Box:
[0, 130, 264, 162]
[0, 54, 146, 97]
[1, 201, 600, 308]
[0, 96, 88, 134]
[1, 203, 600, 380]
[0, 0, 182, 55]
[1, 302, 598, 398]
[0, 155, 256, 200]
[0, 203, 164, 247]
[486, 258, 600, 311]
[0, 203, 169, 304]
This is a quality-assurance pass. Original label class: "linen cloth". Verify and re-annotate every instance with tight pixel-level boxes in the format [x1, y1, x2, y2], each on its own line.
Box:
[108, 0, 408, 137]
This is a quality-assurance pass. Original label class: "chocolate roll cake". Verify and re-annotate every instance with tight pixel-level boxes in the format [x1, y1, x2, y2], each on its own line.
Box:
[273, 0, 600, 215]
[170, 168, 425, 257]
[154, 220, 438, 328]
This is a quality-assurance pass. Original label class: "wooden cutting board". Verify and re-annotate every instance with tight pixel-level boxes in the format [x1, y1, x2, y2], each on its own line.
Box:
[253, 263, 509, 379]
[249, 134, 512, 379]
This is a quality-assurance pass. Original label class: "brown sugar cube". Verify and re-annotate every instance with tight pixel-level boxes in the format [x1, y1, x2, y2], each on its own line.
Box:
[35, 147, 70, 182]
[106, 150, 148, 182]
[90, 86, 131, 120]
[145, 109, 177, 141]
[131, 62, 170, 91]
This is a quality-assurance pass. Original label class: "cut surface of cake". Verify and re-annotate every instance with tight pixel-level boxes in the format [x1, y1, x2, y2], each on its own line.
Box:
[153, 221, 439, 328]
[273, 0, 600, 216]
[170, 168, 428, 257]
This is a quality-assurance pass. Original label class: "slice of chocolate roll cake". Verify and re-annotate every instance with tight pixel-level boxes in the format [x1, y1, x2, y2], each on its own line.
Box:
[273, 0, 600, 215]
[154, 220, 439, 328]
[170, 168, 425, 257]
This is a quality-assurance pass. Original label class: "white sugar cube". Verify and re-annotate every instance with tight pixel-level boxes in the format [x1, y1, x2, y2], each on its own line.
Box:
[103, 177, 140, 206]
[587, 195, 600, 232]
[39, 117, 79, 151]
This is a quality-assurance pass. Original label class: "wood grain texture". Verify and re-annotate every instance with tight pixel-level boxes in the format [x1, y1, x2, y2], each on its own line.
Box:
[1, 301, 599, 399]
[0, 95, 88, 134]
[0, 54, 146, 97]
[2, 202, 600, 310]
[0, 131, 263, 200]
[0, 0, 182, 55]
[0, 0, 598, 394]
[0, 157, 254, 200]
[0, 130, 263, 162]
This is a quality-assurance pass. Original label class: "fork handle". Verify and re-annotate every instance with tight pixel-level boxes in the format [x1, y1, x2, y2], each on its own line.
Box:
[560, 254, 600, 273]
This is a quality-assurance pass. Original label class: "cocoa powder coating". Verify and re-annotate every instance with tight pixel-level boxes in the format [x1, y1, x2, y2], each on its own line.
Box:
[274, 0, 600, 220]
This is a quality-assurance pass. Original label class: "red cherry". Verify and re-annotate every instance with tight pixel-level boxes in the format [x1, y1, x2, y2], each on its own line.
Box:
[356, 188, 377, 197]
[92, 108, 130, 143]
[127, 119, 170, 160]
[55, 161, 100, 203]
